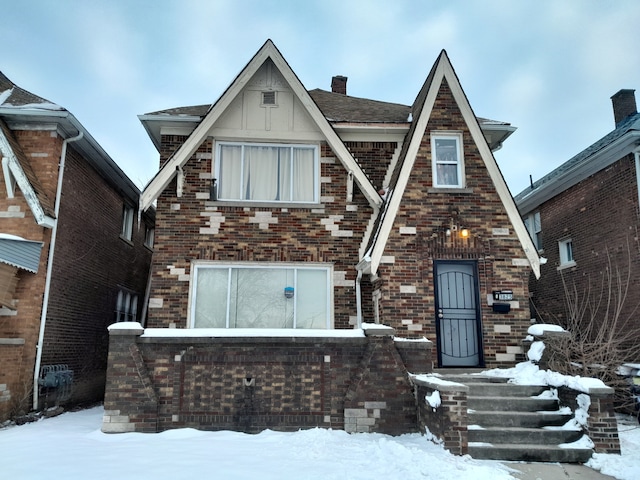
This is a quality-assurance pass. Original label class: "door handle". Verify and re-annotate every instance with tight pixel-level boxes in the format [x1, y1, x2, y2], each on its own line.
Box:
[437, 308, 443, 318]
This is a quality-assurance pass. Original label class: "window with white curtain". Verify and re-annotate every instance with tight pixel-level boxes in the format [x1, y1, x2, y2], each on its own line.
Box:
[216, 142, 318, 202]
[190, 263, 332, 329]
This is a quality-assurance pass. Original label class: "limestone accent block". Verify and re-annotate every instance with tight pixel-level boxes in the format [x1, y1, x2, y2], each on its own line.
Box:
[400, 285, 416, 294]
[399, 226, 417, 235]
[494, 324, 511, 334]
[333, 271, 354, 287]
[200, 209, 225, 234]
[249, 211, 278, 230]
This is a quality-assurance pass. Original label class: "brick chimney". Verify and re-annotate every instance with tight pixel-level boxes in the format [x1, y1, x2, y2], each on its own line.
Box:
[611, 89, 637, 127]
[331, 75, 347, 95]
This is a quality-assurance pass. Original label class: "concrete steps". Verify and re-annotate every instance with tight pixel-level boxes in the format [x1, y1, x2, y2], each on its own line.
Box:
[437, 372, 594, 463]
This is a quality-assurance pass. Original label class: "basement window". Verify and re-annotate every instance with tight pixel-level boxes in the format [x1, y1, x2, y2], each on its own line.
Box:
[190, 263, 332, 329]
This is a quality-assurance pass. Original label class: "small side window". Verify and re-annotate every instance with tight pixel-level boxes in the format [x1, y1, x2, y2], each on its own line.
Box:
[558, 238, 575, 269]
[121, 205, 134, 241]
[144, 227, 155, 249]
[524, 211, 543, 251]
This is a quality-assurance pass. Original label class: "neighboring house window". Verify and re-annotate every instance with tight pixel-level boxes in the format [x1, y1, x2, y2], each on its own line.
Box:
[216, 142, 318, 202]
[558, 238, 575, 268]
[431, 133, 464, 188]
[190, 263, 332, 329]
[144, 226, 155, 249]
[524, 211, 543, 250]
[115, 290, 138, 322]
[121, 205, 134, 241]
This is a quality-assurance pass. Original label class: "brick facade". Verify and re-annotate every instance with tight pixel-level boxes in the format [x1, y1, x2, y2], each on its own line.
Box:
[0, 127, 152, 421]
[528, 153, 640, 348]
[103, 324, 432, 434]
[375, 81, 531, 367]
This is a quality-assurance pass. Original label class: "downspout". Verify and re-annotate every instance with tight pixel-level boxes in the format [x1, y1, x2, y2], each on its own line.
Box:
[355, 268, 363, 328]
[32, 131, 83, 410]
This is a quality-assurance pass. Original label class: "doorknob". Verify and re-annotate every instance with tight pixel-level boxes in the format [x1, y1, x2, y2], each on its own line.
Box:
[437, 308, 443, 318]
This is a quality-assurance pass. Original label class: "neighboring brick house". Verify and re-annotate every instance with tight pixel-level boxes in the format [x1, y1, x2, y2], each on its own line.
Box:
[0, 72, 154, 421]
[102, 40, 540, 434]
[515, 89, 640, 356]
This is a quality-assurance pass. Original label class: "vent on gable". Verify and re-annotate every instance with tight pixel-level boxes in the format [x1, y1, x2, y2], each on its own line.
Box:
[262, 91, 277, 106]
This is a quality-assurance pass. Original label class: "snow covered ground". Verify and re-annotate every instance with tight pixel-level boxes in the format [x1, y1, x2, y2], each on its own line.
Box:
[0, 405, 637, 480]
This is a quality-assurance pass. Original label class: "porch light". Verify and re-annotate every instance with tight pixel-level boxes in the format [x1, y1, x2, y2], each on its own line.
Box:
[460, 228, 470, 238]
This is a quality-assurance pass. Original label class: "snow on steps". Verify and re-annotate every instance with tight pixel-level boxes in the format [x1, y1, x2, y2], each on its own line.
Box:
[436, 372, 594, 463]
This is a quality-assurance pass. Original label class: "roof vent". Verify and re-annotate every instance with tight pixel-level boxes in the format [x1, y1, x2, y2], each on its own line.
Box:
[262, 91, 276, 106]
[611, 89, 637, 127]
[331, 76, 347, 95]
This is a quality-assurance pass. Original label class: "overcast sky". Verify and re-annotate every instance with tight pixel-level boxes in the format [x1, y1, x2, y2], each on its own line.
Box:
[2, 0, 639, 195]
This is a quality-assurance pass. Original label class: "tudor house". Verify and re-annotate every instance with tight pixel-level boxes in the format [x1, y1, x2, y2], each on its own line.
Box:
[516, 89, 640, 356]
[137, 39, 538, 366]
[102, 40, 541, 435]
[0, 72, 154, 421]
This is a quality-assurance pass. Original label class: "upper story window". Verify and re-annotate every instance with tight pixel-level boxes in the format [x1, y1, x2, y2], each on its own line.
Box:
[144, 226, 155, 249]
[558, 238, 575, 268]
[121, 205, 134, 241]
[216, 142, 318, 203]
[190, 263, 332, 329]
[524, 211, 543, 251]
[431, 132, 464, 188]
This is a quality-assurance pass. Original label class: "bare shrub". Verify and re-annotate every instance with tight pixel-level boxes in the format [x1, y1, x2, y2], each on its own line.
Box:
[532, 242, 640, 414]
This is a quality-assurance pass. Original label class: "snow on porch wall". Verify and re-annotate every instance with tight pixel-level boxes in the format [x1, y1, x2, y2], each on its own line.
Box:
[102, 324, 432, 435]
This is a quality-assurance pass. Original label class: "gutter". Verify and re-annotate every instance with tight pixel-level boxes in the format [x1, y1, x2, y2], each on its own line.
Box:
[635, 147, 640, 216]
[32, 130, 83, 411]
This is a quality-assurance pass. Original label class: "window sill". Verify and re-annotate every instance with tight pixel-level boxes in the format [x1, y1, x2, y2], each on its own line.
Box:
[427, 187, 474, 194]
[208, 200, 322, 209]
[557, 261, 576, 271]
[119, 235, 134, 246]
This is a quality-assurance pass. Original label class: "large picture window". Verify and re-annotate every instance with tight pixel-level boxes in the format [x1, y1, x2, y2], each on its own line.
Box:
[431, 133, 464, 188]
[216, 142, 318, 202]
[190, 263, 332, 329]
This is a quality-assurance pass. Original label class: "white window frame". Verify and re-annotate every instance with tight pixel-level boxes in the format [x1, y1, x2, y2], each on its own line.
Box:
[214, 141, 319, 203]
[431, 132, 464, 188]
[189, 262, 333, 329]
[558, 238, 575, 269]
[121, 205, 134, 241]
[524, 211, 543, 251]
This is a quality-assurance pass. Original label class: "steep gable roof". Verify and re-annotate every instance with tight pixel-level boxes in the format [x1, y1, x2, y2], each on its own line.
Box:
[361, 50, 540, 279]
[139, 39, 383, 212]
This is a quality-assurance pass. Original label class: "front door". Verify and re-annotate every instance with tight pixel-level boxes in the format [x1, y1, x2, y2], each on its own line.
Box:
[434, 261, 483, 367]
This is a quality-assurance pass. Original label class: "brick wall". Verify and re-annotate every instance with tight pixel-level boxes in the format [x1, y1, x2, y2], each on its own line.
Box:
[413, 376, 469, 455]
[0, 129, 153, 421]
[529, 154, 640, 352]
[147, 138, 373, 330]
[39, 144, 152, 408]
[0, 130, 58, 419]
[102, 325, 432, 434]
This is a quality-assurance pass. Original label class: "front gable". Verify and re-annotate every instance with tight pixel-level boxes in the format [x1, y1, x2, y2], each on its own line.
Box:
[213, 59, 320, 139]
[364, 51, 539, 279]
[140, 40, 381, 212]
